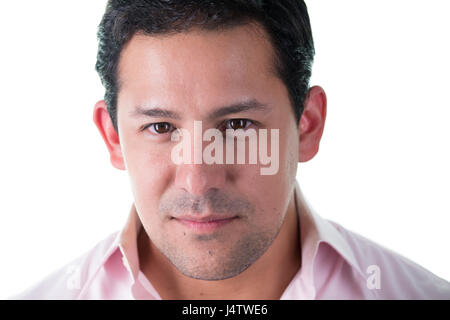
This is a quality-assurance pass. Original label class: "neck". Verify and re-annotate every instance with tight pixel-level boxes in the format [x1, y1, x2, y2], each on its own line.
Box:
[138, 191, 301, 300]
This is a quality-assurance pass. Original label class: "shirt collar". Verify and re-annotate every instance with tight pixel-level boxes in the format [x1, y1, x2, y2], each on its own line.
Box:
[106, 180, 366, 294]
[117, 202, 142, 280]
[294, 181, 366, 286]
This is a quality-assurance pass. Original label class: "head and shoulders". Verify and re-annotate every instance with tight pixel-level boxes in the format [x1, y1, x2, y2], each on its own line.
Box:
[10, 0, 450, 300]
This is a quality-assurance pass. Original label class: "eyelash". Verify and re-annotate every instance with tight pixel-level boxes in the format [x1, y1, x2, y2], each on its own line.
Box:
[141, 119, 255, 135]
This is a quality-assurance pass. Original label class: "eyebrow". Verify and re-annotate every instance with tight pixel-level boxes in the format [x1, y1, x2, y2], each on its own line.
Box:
[129, 99, 269, 121]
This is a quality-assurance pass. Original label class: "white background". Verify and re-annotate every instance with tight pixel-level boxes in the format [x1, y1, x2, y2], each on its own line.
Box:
[0, 1, 449, 299]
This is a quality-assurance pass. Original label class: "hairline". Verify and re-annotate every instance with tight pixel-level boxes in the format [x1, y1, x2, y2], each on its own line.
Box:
[115, 21, 285, 104]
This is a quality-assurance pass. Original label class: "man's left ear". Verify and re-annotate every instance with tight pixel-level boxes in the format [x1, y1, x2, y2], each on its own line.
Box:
[93, 100, 126, 170]
[298, 85, 327, 162]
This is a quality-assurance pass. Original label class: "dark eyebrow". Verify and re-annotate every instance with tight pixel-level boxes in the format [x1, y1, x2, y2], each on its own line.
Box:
[129, 107, 182, 120]
[129, 99, 269, 121]
[206, 100, 268, 121]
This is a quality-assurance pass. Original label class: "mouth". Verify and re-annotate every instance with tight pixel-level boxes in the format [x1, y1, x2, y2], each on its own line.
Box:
[172, 215, 239, 233]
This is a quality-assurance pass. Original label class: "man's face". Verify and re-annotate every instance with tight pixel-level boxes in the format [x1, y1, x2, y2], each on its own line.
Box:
[116, 24, 300, 280]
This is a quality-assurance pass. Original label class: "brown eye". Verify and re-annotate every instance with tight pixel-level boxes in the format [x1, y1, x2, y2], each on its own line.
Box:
[225, 119, 252, 130]
[148, 122, 174, 134]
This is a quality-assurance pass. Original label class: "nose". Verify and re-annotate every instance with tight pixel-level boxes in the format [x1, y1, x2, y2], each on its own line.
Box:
[172, 120, 228, 196]
[174, 161, 226, 197]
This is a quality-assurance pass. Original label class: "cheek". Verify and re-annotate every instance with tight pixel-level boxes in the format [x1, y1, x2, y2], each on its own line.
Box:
[122, 140, 173, 205]
[244, 130, 297, 222]
[283, 128, 299, 178]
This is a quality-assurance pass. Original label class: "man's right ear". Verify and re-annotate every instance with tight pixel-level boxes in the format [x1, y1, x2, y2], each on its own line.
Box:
[93, 100, 126, 170]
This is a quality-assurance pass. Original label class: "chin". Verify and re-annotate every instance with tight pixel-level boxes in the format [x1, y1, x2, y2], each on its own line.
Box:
[170, 251, 253, 281]
[178, 264, 249, 281]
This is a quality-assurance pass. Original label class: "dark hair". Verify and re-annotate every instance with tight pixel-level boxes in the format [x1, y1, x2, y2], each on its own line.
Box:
[95, 0, 315, 132]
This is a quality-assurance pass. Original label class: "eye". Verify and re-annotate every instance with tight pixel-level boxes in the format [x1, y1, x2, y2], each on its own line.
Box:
[224, 119, 253, 131]
[144, 122, 176, 135]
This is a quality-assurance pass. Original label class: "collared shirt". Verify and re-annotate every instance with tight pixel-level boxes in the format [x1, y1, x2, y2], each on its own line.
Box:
[10, 181, 450, 299]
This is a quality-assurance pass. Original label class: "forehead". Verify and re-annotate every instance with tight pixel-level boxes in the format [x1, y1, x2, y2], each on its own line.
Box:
[116, 24, 280, 111]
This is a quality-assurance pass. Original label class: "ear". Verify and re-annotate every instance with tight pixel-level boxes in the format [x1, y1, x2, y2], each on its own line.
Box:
[298, 86, 327, 162]
[93, 100, 126, 170]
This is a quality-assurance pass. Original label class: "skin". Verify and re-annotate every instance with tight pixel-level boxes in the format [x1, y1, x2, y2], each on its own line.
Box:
[93, 23, 326, 299]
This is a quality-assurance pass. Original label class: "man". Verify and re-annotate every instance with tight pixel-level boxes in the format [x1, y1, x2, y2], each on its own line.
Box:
[12, 0, 450, 299]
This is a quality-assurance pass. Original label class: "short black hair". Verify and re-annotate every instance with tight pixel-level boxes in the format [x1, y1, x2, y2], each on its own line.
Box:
[95, 0, 315, 132]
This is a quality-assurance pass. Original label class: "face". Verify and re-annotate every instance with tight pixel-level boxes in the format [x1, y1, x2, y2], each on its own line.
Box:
[113, 24, 301, 280]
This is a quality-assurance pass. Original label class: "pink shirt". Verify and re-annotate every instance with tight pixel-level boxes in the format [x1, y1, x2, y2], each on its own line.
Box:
[11, 181, 450, 299]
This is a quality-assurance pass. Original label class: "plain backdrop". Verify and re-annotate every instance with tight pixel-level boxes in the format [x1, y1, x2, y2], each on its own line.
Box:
[1, 1, 449, 299]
